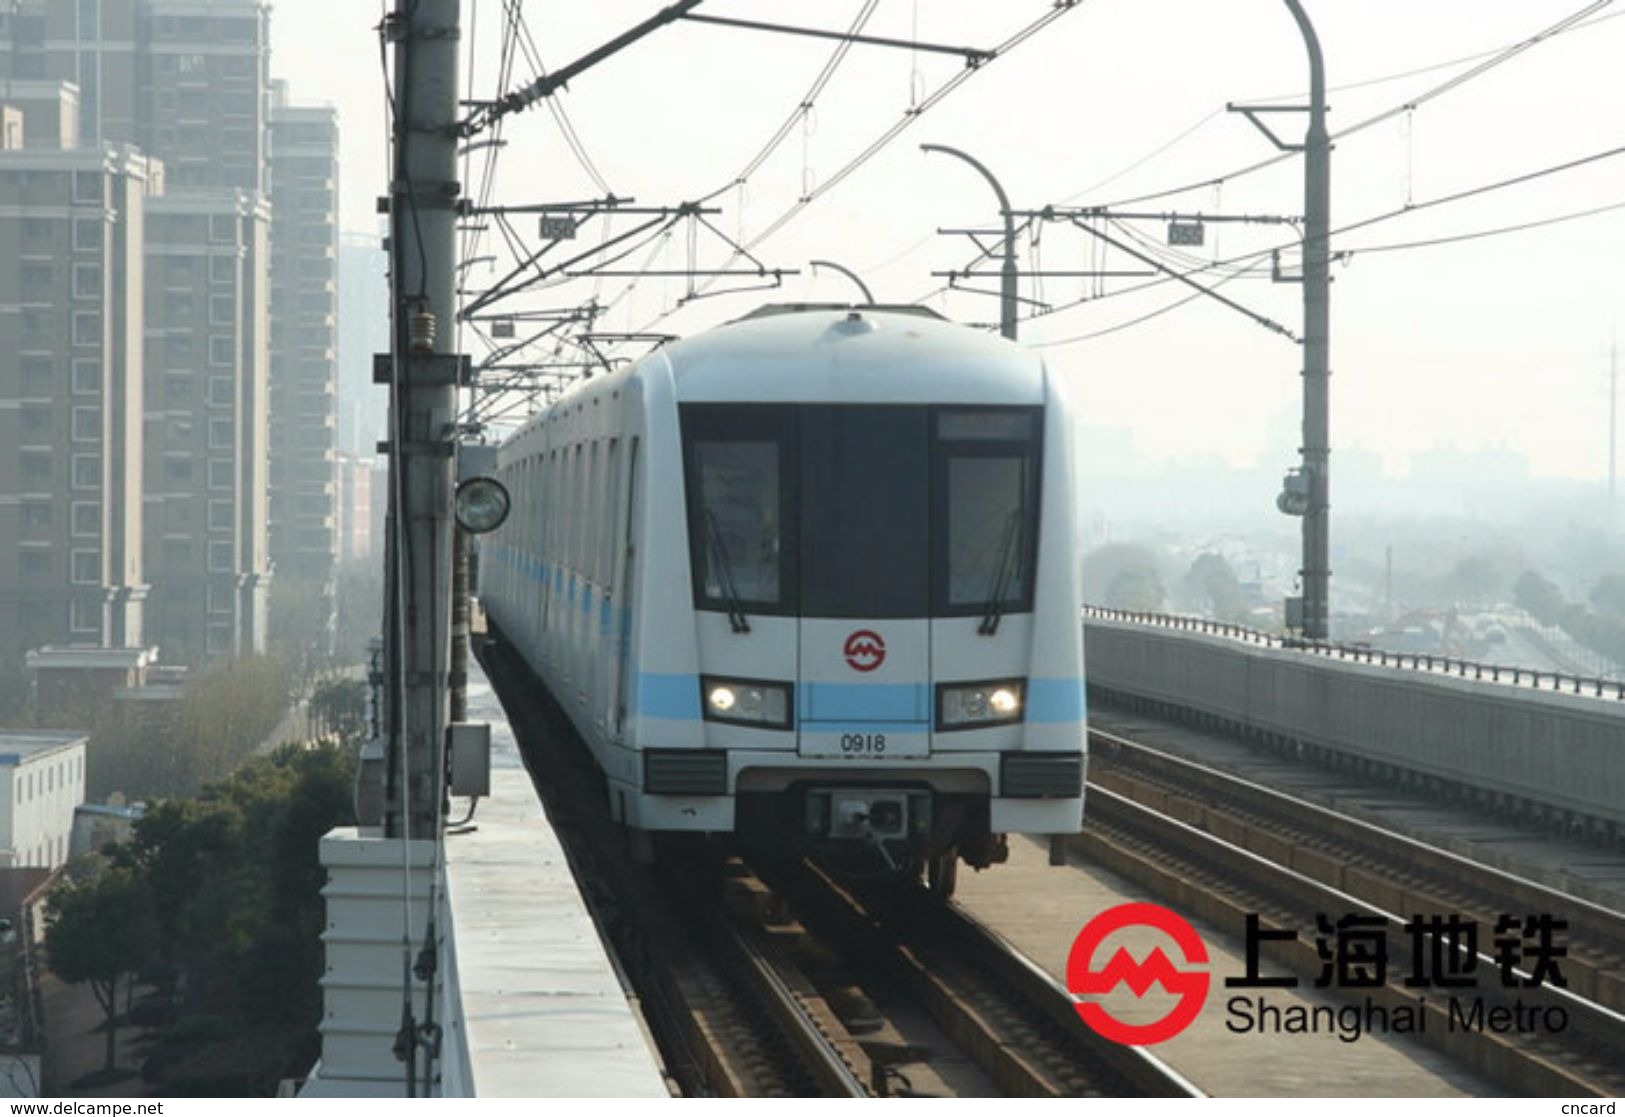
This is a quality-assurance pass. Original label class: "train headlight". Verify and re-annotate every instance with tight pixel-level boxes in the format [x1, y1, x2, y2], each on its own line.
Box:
[937, 679, 1025, 730]
[701, 676, 792, 729]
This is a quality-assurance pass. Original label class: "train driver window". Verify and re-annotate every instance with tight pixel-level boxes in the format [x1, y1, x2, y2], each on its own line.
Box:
[933, 408, 1040, 616]
[682, 403, 797, 614]
[696, 440, 781, 602]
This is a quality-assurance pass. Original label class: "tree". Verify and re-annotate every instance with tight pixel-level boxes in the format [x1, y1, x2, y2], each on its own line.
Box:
[46, 864, 159, 1073]
[226, 744, 356, 1029]
[1438, 554, 1502, 605]
[110, 799, 241, 1010]
[334, 557, 384, 666]
[1106, 566, 1166, 611]
[119, 744, 355, 1027]
[1589, 573, 1625, 619]
[1514, 570, 1566, 625]
[269, 576, 337, 686]
[308, 676, 369, 745]
[1182, 552, 1248, 622]
[89, 653, 294, 801]
[1083, 543, 1166, 611]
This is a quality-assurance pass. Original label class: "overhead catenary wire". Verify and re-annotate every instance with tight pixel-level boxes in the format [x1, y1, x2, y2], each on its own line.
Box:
[462, 0, 886, 383]
[1338, 197, 1625, 258]
[1023, 141, 1625, 344]
[622, 0, 1087, 346]
[504, 0, 617, 196]
[1053, 4, 1621, 209]
[1247, 5, 1625, 104]
[1332, 140, 1625, 241]
[1031, 190, 1625, 349]
[697, 0, 882, 204]
[1091, 0, 1615, 211]
[576, 0, 883, 336]
[465, 0, 1618, 386]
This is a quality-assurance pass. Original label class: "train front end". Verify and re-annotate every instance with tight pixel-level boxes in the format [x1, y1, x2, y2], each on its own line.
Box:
[635, 307, 1085, 881]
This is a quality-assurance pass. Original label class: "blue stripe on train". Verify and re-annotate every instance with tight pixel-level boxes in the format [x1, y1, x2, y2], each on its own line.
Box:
[635, 673, 1085, 724]
[800, 682, 928, 722]
[636, 672, 703, 720]
[1027, 677, 1085, 723]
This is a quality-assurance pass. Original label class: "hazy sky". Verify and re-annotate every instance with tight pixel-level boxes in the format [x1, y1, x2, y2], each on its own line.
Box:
[270, 1, 1625, 482]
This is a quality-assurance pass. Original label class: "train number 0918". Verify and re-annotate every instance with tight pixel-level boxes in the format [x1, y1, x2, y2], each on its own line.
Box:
[838, 733, 886, 754]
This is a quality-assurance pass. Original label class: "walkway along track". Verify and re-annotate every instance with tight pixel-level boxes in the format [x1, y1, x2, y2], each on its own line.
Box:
[1078, 749, 1625, 1096]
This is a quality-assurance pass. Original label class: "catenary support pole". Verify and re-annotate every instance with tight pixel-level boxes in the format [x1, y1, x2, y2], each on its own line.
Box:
[1287, 0, 1332, 640]
[921, 143, 1018, 341]
[384, 0, 461, 838]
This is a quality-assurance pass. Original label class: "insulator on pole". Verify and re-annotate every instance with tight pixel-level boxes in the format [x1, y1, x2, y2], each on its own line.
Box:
[409, 308, 437, 353]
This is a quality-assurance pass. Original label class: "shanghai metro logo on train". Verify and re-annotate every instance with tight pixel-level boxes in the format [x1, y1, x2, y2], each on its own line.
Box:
[1067, 904, 1573, 1046]
[842, 629, 886, 672]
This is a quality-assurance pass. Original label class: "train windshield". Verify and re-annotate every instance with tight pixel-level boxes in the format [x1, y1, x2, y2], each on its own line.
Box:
[799, 406, 929, 617]
[682, 405, 796, 610]
[681, 404, 1040, 619]
[935, 409, 1040, 615]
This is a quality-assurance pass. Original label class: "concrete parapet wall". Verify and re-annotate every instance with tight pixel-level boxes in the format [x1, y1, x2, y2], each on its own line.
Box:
[1084, 618, 1625, 831]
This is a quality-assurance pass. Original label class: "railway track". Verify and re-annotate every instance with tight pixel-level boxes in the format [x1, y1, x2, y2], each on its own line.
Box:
[1089, 728, 1625, 1012]
[740, 853, 1199, 1097]
[1079, 729, 1625, 1097]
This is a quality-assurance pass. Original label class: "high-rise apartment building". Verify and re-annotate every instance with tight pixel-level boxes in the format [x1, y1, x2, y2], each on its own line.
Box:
[0, 82, 158, 684]
[141, 0, 269, 193]
[333, 451, 375, 565]
[267, 87, 338, 651]
[1, 0, 342, 674]
[143, 189, 271, 663]
[337, 231, 389, 459]
[1, 0, 268, 191]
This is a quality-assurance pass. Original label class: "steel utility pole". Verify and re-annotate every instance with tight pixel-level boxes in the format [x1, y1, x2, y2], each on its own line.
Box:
[384, 0, 462, 838]
[1288, 0, 1332, 640]
[921, 143, 1018, 340]
[1610, 342, 1618, 529]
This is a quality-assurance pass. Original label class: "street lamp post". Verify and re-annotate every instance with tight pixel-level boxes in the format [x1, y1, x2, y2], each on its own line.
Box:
[920, 143, 1017, 340]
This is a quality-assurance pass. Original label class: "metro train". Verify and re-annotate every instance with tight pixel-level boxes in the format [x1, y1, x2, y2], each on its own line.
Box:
[480, 304, 1086, 892]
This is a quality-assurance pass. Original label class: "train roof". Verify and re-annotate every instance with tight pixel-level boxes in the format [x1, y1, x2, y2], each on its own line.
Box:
[498, 306, 1048, 451]
[656, 304, 1046, 405]
[731, 302, 946, 322]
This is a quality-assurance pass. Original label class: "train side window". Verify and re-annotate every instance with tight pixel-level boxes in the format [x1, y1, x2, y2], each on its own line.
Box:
[569, 445, 584, 572]
[601, 439, 620, 591]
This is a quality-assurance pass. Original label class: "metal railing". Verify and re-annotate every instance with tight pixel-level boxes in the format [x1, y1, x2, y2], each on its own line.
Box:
[1083, 604, 1625, 701]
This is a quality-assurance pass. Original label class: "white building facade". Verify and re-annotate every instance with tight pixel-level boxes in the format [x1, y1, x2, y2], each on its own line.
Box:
[0, 731, 87, 869]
